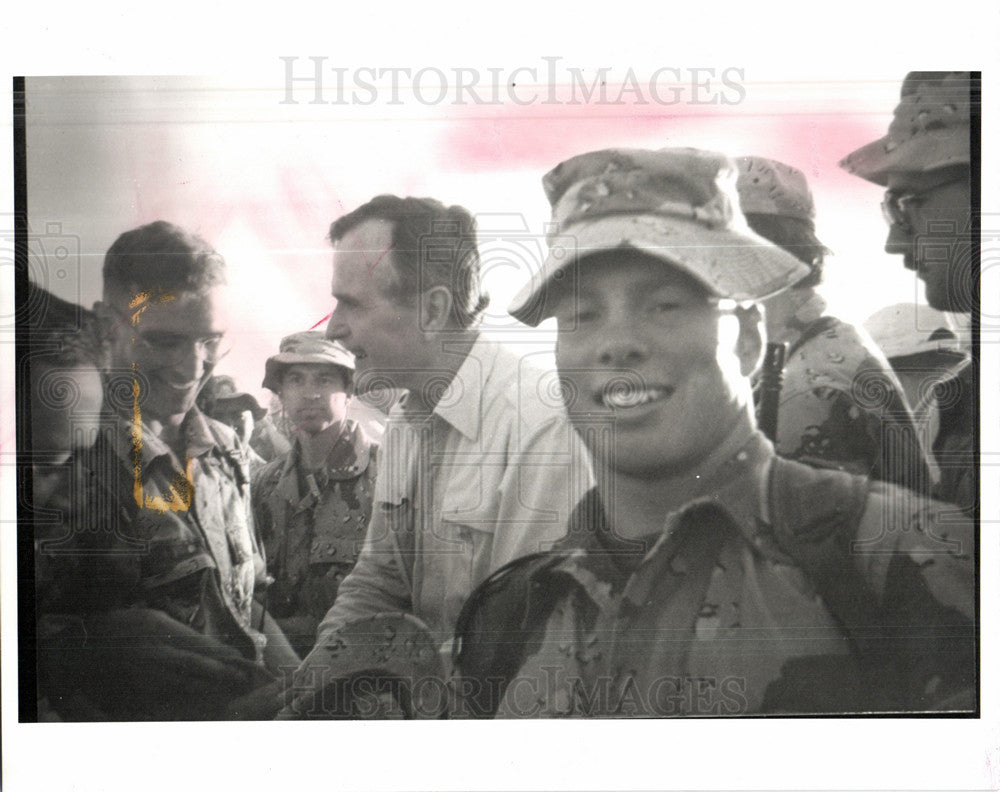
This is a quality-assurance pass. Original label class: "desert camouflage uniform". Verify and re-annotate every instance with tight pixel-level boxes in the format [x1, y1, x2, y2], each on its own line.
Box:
[455, 427, 974, 718]
[252, 420, 377, 656]
[36, 408, 279, 720]
[755, 295, 932, 494]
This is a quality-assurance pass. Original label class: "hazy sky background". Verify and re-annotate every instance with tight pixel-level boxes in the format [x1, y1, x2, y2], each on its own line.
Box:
[24, 73, 946, 404]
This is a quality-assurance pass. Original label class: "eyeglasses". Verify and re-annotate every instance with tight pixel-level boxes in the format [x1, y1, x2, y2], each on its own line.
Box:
[131, 328, 231, 365]
[881, 190, 926, 233]
[880, 176, 966, 233]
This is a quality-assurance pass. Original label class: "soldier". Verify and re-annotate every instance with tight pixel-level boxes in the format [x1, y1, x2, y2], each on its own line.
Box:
[281, 195, 591, 717]
[735, 156, 932, 494]
[452, 148, 975, 718]
[197, 375, 267, 452]
[840, 72, 976, 515]
[36, 221, 298, 720]
[251, 331, 377, 657]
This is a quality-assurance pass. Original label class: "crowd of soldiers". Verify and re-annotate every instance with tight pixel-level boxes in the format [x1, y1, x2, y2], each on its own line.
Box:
[26, 71, 977, 719]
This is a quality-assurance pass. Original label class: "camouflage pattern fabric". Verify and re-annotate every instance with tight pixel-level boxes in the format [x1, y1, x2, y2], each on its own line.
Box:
[931, 362, 976, 517]
[251, 420, 377, 656]
[455, 432, 974, 718]
[755, 311, 933, 494]
[36, 408, 276, 719]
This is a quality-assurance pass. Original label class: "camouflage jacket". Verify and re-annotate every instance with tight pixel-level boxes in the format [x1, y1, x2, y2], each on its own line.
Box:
[755, 304, 933, 494]
[251, 420, 377, 653]
[37, 408, 268, 662]
[453, 430, 974, 718]
[932, 361, 976, 517]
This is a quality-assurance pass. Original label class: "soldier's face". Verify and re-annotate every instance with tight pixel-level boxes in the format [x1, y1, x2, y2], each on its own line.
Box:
[104, 286, 229, 425]
[883, 170, 972, 312]
[280, 364, 349, 436]
[553, 252, 756, 478]
[326, 219, 428, 394]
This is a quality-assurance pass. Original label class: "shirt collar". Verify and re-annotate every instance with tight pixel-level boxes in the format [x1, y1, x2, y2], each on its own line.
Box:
[105, 406, 221, 472]
[394, 333, 493, 442]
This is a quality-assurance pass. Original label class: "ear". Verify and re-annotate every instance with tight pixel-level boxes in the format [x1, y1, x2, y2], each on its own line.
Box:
[420, 286, 454, 332]
[735, 304, 764, 377]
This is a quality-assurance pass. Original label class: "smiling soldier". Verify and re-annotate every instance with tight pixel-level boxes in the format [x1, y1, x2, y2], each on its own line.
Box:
[36, 221, 298, 720]
[451, 148, 975, 718]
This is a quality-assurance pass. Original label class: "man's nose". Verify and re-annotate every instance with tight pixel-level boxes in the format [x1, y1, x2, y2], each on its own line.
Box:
[595, 317, 648, 366]
[172, 339, 214, 381]
[325, 314, 348, 342]
[884, 222, 913, 257]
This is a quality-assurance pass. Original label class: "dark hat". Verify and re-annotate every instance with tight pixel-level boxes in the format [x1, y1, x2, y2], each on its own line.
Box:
[507, 147, 810, 326]
[200, 375, 267, 421]
[262, 331, 355, 392]
[839, 72, 973, 186]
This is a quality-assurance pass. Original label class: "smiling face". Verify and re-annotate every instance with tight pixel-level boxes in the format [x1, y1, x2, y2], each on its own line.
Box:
[325, 218, 429, 394]
[104, 286, 229, 426]
[884, 169, 972, 312]
[553, 250, 758, 478]
[279, 363, 350, 436]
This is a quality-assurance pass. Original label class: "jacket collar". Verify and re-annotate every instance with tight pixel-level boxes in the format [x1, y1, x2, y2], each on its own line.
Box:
[277, 419, 374, 505]
[105, 405, 221, 475]
[562, 426, 777, 583]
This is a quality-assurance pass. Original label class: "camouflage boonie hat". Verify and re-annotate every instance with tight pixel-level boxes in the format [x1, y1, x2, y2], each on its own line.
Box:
[262, 331, 355, 392]
[735, 155, 829, 275]
[863, 303, 962, 360]
[507, 147, 810, 326]
[839, 72, 973, 186]
[736, 156, 816, 221]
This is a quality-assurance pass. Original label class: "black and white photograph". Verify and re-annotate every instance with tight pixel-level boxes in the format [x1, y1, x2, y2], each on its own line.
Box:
[2, 5, 998, 791]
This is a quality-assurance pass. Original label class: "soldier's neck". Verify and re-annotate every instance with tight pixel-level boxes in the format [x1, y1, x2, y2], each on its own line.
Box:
[595, 416, 757, 541]
[297, 422, 345, 470]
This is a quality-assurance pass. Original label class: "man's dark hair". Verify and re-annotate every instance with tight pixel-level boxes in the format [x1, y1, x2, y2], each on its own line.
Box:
[102, 220, 226, 307]
[328, 195, 489, 328]
[744, 213, 827, 289]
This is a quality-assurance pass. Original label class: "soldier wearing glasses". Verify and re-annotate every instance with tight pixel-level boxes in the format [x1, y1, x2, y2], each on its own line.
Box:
[36, 221, 298, 720]
[840, 72, 976, 515]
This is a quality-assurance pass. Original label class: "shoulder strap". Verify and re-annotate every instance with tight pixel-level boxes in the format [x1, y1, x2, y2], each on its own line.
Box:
[786, 315, 840, 359]
[768, 457, 976, 710]
[452, 551, 577, 718]
[767, 456, 879, 651]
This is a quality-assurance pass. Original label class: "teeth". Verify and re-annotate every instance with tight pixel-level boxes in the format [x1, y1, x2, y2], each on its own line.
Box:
[602, 387, 668, 409]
